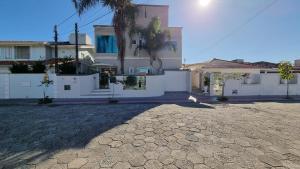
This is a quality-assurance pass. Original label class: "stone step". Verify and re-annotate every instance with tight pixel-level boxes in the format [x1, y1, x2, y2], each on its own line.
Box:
[91, 89, 112, 93]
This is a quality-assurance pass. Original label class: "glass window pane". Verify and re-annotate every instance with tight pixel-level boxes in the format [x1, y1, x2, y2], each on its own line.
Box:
[96, 35, 118, 54]
[15, 46, 30, 59]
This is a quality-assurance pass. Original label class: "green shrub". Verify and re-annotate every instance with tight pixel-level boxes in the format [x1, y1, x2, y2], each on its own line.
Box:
[204, 76, 210, 86]
[125, 75, 137, 86]
[10, 63, 30, 73]
[100, 73, 109, 88]
[110, 76, 117, 83]
[58, 58, 76, 74]
[32, 61, 46, 73]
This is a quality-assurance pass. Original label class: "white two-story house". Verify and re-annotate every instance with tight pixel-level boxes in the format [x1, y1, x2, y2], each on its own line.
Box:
[0, 34, 94, 73]
[93, 4, 182, 75]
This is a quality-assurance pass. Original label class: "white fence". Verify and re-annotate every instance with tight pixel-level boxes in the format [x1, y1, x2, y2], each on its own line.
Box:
[56, 74, 99, 98]
[0, 70, 191, 99]
[223, 74, 300, 96]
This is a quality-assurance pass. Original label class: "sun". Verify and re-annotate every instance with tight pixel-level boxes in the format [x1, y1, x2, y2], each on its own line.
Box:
[199, 0, 211, 7]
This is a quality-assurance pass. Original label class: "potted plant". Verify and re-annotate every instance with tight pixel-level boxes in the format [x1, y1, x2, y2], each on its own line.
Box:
[203, 76, 210, 93]
[109, 76, 118, 104]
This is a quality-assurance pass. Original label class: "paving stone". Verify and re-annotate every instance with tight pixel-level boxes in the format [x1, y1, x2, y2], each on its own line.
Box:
[109, 141, 122, 148]
[57, 154, 77, 164]
[144, 160, 163, 169]
[144, 151, 159, 160]
[174, 159, 194, 169]
[186, 152, 204, 164]
[129, 155, 146, 167]
[1, 103, 300, 168]
[134, 135, 146, 140]
[68, 158, 88, 169]
[163, 164, 178, 169]
[99, 157, 117, 168]
[158, 154, 174, 165]
[133, 140, 146, 147]
[144, 137, 155, 143]
[98, 137, 113, 145]
[194, 164, 210, 169]
[171, 150, 186, 160]
[258, 155, 283, 167]
[112, 162, 131, 169]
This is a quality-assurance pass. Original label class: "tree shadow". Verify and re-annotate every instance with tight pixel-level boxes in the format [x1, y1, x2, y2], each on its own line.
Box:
[0, 104, 159, 168]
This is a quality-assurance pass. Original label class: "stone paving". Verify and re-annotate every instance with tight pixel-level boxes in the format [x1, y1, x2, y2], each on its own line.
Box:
[1, 102, 300, 169]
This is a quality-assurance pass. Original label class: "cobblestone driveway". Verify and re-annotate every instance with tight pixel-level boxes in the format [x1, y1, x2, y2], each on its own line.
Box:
[1, 102, 300, 169]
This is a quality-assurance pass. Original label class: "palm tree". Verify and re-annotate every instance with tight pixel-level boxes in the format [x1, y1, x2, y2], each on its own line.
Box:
[72, 0, 138, 74]
[134, 17, 176, 73]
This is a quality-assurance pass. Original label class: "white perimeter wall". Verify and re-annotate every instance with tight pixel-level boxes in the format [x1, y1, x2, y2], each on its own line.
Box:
[164, 70, 191, 92]
[56, 74, 99, 98]
[0, 70, 191, 99]
[223, 74, 300, 96]
[113, 75, 165, 97]
[8, 74, 55, 99]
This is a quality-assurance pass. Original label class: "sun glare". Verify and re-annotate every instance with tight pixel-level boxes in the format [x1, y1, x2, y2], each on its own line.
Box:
[199, 0, 211, 7]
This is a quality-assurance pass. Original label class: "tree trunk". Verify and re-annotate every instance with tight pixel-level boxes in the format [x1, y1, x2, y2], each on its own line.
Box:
[222, 82, 225, 97]
[287, 82, 289, 99]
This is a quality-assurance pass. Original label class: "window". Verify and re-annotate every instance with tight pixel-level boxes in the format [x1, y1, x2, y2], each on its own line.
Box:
[96, 35, 118, 53]
[166, 41, 177, 51]
[15, 46, 30, 59]
[0, 47, 13, 59]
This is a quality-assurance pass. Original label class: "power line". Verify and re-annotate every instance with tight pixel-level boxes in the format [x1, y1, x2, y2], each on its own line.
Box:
[199, 0, 279, 54]
[79, 10, 113, 29]
[57, 12, 77, 26]
[59, 10, 112, 38]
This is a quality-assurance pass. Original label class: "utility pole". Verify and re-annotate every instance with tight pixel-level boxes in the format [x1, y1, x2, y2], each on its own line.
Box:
[75, 23, 79, 74]
[54, 25, 58, 74]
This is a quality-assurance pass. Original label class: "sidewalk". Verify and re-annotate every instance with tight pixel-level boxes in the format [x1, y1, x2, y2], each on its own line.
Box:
[53, 92, 194, 105]
[1, 93, 300, 106]
[193, 94, 300, 104]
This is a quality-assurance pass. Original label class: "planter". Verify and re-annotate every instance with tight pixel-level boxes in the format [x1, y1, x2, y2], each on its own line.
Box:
[203, 86, 208, 93]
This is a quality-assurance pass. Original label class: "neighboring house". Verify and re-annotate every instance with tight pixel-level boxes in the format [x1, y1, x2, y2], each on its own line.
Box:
[187, 58, 300, 96]
[0, 41, 49, 73]
[0, 33, 94, 73]
[93, 4, 182, 75]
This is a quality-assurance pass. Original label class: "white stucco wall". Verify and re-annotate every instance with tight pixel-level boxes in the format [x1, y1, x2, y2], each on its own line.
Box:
[0, 74, 8, 99]
[112, 75, 165, 97]
[56, 74, 99, 98]
[222, 73, 300, 96]
[164, 70, 191, 92]
[0, 70, 191, 99]
[8, 74, 55, 99]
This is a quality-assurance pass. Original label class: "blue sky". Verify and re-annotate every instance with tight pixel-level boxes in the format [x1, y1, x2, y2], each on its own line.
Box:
[0, 0, 299, 64]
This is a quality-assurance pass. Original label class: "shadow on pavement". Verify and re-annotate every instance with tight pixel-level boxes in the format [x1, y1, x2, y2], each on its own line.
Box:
[0, 104, 158, 168]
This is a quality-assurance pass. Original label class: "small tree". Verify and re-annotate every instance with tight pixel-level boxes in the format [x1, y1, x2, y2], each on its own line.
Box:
[39, 73, 54, 104]
[278, 62, 295, 99]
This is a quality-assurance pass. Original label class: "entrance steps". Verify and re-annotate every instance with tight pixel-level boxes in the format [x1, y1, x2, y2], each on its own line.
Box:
[81, 89, 120, 98]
